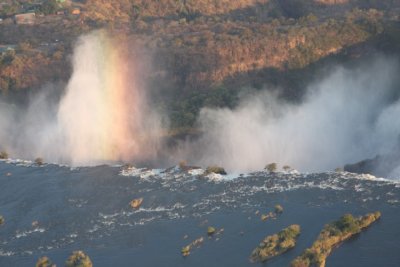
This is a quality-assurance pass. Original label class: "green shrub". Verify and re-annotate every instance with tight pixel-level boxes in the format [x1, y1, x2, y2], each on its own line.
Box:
[35, 157, 44, 166]
[207, 226, 216, 236]
[0, 151, 8, 159]
[122, 163, 133, 169]
[275, 204, 284, 214]
[35, 256, 55, 267]
[335, 214, 360, 233]
[251, 224, 301, 262]
[179, 160, 187, 169]
[38, 0, 60, 15]
[265, 163, 277, 173]
[334, 167, 344, 172]
[278, 224, 300, 240]
[283, 165, 291, 171]
[181, 245, 190, 257]
[65, 251, 92, 267]
[205, 166, 227, 175]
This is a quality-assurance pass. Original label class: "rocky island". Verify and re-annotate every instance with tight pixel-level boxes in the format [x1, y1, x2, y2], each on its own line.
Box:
[250, 224, 301, 263]
[291, 212, 381, 267]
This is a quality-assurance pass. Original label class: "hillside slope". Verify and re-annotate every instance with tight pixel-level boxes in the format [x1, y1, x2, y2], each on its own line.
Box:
[0, 0, 399, 129]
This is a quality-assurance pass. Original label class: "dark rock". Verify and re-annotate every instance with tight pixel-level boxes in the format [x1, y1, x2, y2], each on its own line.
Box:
[344, 152, 400, 177]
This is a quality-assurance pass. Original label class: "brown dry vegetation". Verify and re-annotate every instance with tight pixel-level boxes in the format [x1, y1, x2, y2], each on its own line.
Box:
[0, 0, 399, 130]
[291, 212, 381, 267]
[0, 47, 67, 93]
[84, 0, 272, 20]
[65, 250, 92, 267]
[250, 224, 301, 263]
[35, 256, 56, 267]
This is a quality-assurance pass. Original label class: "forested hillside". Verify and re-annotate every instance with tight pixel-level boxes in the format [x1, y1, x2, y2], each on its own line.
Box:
[0, 0, 399, 130]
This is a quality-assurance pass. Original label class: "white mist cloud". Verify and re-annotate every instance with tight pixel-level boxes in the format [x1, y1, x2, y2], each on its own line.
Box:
[0, 31, 164, 166]
[0, 33, 399, 175]
[186, 57, 400, 173]
[0, 84, 63, 161]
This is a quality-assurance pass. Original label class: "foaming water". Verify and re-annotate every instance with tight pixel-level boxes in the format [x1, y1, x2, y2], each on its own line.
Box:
[1, 161, 400, 266]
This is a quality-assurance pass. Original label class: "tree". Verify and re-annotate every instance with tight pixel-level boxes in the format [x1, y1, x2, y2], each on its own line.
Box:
[17, 42, 32, 52]
[283, 165, 291, 172]
[65, 251, 92, 267]
[35, 157, 44, 166]
[35, 256, 56, 267]
[265, 163, 277, 173]
[0, 3, 21, 17]
[334, 167, 343, 172]
[0, 151, 8, 159]
[39, 0, 59, 15]
[275, 204, 284, 214]
[206, 165, 227, 175]
[131, 4, 141, 20]
[335, 214, 360, 233]
[1, 50, 16, 65]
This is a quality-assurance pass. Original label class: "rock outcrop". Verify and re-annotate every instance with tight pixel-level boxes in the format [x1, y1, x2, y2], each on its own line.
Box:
[344, 152, 400, 178]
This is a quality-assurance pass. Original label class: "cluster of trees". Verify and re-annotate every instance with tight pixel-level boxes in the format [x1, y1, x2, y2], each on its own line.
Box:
[0, 2, 21, 17]
[38, 0, 61, 15]
[291, 212, 381, 267]
[151, 6, 388, 132]
[84, 0, 394, 23]
[36, 250, 92, 267]
[167, 85, 239, 129]
[250, 225, 301, 263]
[0, 0, 397, 133]
[0, 44, 67, 94]
[0, 0, 63, 17]
[148, 7, 385, 90]
[88, 0, 271, 19]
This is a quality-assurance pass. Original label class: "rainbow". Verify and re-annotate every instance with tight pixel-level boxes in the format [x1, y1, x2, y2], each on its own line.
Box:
[58, 31, 156, 166]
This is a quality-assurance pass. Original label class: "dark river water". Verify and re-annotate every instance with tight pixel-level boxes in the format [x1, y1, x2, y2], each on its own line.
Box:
[0, 160, 399, 266]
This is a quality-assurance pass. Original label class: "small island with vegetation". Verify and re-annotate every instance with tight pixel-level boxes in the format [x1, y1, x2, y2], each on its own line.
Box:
[35, 250, 92, 267]
[65, 251, 92, 267]
[291, 211, 381, 267]
[35, 256, 56, 267]
[250, 224, 301, 263]
[0, 151, 8, 160]
[205, 165, 227, 175]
